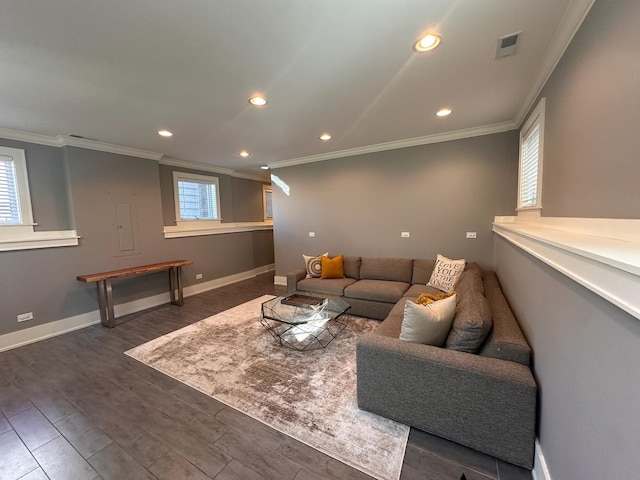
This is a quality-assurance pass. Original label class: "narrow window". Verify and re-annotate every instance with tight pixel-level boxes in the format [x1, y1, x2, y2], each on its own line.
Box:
[518, 98, 545, 214]
[263, 185, 273, 220]
[0, 146, 34, 227]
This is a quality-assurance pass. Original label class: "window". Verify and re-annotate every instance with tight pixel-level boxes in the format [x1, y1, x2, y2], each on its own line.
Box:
[0, 146, 34, 233]
[518, 98, 545, 214]
[173, 171, 221, 223]
[263, 185, 273, 220]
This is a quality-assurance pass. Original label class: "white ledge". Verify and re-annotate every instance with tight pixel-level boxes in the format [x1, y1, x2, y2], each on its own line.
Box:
[163, 221, 273, 239]
[0, 230, 80, 252]
[493, 216, 640, 320]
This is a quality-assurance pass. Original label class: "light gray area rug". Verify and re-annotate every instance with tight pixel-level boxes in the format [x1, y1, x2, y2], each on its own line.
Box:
[125, 295, 409, 480]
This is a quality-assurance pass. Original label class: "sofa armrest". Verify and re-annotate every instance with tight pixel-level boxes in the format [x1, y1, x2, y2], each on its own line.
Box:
[286, 269, 307, 293]
[356, 333, 536, 468]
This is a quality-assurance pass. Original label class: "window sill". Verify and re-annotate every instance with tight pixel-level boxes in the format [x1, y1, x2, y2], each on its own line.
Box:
[493, 216, 640, 320]
[0, 230, 80, 252]
[515, 207, 542, 217]
[163, 221, 273, 239]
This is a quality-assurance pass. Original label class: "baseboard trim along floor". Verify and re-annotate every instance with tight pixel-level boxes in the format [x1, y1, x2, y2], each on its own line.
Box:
[0, 264, 275, 352]
[532, 440, 552, 480]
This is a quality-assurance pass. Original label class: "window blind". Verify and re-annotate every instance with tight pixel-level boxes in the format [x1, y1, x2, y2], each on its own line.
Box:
[265, 190, 273, 218]
[177, 179, 218, 220]
[519, 123, 540, 208]
[0, 155, 21, 224]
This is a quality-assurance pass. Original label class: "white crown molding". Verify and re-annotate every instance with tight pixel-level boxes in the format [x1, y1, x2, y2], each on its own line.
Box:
[58, 135, 163, 160]
[515, 0, 596, 127]
[159, 156, 269, 182]
[160, 156, 236, 175]
[0, 127, 62, 147]
[0, 127, 163, 160]
[232, 170, 271, 182]
[268, 121, 517, 169]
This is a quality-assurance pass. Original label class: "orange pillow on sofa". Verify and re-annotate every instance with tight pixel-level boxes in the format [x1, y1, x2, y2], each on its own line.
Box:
[321, 255, 345, 279]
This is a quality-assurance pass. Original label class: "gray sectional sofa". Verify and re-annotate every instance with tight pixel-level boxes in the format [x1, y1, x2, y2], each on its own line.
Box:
[287, 256, 537, 469]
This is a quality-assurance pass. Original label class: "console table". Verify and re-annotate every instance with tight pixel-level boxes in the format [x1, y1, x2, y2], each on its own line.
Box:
[77, 260, 192, 328]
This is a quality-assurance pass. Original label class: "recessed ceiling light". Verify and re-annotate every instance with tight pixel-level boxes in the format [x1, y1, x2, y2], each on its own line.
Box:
[319, 133, 332, 141]
[436, 108, 452, 117]
[158, 130, 173, 137]
[249, 95, 267, 106]
[239, 150, 250, 157]
[261, 165, 270, 170]
[413, 34, 441, 52]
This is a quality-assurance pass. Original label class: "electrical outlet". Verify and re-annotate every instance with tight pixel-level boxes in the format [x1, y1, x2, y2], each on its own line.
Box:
[309, 232, 316, 237]
[466, 232, 477, 239]
[17, 312, 33, 322]
[195, 273, 203, 280]
[401, 232, 410, 238]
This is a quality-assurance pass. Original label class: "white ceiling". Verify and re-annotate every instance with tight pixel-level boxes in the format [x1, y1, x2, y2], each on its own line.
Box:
[0, 0, 593, 178]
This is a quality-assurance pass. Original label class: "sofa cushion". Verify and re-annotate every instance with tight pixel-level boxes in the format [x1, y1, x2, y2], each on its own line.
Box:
[479, 271, 531, 366]
[303, 252, 328, 278]
[297, 277, 357, 296]
[343, 256, 362, 279]
[344, 279, 410, 303]
[428, 254, 465, 292]
[411, 258, 436, 285]
[359, 257, 413, 283]
[455, 263, 484, 297]
[445, 291, 492, 353]
[321, 255, 344, 279]
[400, 295, 457, 346]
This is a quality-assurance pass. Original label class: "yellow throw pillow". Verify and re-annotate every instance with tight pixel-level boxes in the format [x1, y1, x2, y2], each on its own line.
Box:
[321, 255, 345, 279]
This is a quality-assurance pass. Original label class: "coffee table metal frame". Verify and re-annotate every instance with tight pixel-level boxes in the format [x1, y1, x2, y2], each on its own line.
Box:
[260, 294, 351, 351]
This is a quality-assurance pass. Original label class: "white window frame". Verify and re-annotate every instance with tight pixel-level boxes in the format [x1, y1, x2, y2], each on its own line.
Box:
[0, 146, 35, 239]
[517, 97, 545, 216]
[172, 171, 221, 228]
[263, 184, 273, 221]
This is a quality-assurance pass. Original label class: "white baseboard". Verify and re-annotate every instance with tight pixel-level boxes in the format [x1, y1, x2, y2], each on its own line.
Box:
[185, 263, 275, 296]
[0, 264, 275, 352]
[274, 275, 287, 286]
[532, 440, 552, 480]
[0, 311, 101, 353]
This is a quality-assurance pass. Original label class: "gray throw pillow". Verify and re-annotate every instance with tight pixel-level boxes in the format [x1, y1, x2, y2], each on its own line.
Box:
[399, 294, 457, 346]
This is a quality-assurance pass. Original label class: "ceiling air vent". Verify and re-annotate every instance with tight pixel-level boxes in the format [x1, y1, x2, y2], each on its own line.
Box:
[496, 32, 521, 59]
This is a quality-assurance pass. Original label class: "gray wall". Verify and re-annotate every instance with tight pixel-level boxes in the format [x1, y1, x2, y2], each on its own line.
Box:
[535, 0, 640, 218]
[273, 131, 518, 275]
[494, 238, 640, 479]
[0, 140, 274, 336]
[493, 0, 640, 478]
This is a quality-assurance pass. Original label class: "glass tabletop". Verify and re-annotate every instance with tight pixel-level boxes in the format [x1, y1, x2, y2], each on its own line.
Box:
[261, 294, 350, 325]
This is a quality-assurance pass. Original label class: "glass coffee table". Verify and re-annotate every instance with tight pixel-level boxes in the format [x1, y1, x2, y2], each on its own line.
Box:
[260, 294, 351, 351]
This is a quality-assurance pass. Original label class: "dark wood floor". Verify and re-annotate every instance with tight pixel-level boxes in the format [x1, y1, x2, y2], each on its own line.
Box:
[0, 272, 532, 480]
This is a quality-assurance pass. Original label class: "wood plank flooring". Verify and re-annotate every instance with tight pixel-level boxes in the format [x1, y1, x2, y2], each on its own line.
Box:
[0, 272, 532, 480]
